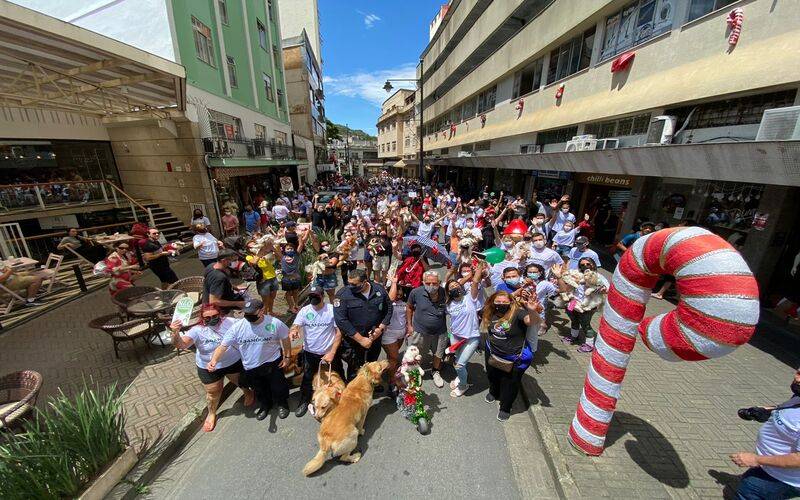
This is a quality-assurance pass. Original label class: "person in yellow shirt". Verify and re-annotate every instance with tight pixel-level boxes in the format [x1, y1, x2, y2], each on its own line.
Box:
[245, 242, 279, 317]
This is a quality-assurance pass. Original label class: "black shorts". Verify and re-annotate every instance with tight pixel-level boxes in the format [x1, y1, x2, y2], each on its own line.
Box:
[152, 266, 178, 284]
[196, 359, 244, 384]
[281, 276, 302, 291]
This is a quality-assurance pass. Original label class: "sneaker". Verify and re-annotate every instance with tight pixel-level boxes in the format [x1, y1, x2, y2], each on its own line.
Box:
[277, 406, 290, 419]
[577, 343, 595, 353]
[432, 371, 444, 388]
[255, 407, 270, 420]
[497, 410, 510, 422]
[24, 300, 43, 307]
[295, 401, 309, 418]
[484, 393, 496, 404]
[450, 386, 466, 398]
[449, 379, 458, 390]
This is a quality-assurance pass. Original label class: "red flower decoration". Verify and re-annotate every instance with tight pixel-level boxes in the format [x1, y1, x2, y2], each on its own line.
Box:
[404, 393, 417, 406]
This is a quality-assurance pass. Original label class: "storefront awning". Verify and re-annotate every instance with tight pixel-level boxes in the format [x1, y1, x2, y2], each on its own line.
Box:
[0, 2, 185, 117]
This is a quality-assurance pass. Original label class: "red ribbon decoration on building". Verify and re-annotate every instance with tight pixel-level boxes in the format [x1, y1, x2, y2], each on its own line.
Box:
[555, 84, 565, 100]
[610, 51, 635, 73]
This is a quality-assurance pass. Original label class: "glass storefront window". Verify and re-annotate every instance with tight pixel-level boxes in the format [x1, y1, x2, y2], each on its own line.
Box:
[0, 140, 119, 186]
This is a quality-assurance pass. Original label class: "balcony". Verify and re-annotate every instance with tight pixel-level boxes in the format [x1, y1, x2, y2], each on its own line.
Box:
[202, 136, 305, 161]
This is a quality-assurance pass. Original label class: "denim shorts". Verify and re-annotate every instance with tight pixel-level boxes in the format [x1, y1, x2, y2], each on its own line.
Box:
[315, 273, 338, 290]
[257, 277, 279, 296]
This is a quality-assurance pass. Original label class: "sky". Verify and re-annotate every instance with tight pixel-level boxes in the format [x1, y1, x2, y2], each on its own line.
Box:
[319, 0, 445, 135]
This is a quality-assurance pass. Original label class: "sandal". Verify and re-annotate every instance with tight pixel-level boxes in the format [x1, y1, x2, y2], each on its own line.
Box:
[203, 413, 217, 432]
[577, 343, 594, 353]
[561, 336, 575, 345]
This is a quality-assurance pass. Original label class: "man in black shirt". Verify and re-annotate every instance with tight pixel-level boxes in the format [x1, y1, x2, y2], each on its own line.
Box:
[141, 228, 178, 286]
[203, 249, 246, 311]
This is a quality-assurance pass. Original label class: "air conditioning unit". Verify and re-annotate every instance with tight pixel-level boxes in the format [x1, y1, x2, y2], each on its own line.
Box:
[565, 138, 597, 152]
[646, 116, 677, 145]
[756, 105, 800, 141]
[457, 151, 474, 157]
[596, 138, 619, 150]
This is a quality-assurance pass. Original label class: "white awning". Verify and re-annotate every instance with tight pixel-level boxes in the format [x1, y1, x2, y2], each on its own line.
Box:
[0, 1, 185, 117]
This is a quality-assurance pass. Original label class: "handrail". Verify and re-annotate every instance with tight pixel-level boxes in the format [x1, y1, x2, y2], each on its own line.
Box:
[0, 179, 106, 189]
[7, 222, 134, 243]
[103, 181, 148, 213]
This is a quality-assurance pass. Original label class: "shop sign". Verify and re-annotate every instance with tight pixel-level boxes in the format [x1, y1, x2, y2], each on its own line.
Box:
[752, 212, 769, 231]
[577, 173, 633, 188]
[279, 176, 294, 192]
[533, 170, 570, 180]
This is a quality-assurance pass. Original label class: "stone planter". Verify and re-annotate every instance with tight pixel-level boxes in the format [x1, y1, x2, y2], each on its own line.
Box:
[78, 446, 137, 500]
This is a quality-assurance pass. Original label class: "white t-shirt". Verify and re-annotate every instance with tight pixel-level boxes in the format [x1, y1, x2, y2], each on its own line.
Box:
[272, 205, 290, 220]
[447, 294, 480, 339]
[553, 228, 578, 247]
[185, 318, 240, 369]
[193, 233, 220, 260]
[463, 282, 486, 311]
[417, 221, 434, 237]
[757, 397, 800, 487]
[222, 316, 289, 369]
[526, 248, 562, 275]
[191, 216, 211, 227]
[292, 304, 336, 355]
[551, 210, 576, 232]
[386, 301, 407, 334]
[568, 248, 602, 270]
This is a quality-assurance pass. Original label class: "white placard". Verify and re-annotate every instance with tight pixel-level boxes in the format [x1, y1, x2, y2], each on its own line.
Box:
[171, 296, 194, 326]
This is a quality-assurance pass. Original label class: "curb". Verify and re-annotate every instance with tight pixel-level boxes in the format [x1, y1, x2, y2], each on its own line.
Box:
[519, 376, 582, 499]
[108, 382, 237, 499]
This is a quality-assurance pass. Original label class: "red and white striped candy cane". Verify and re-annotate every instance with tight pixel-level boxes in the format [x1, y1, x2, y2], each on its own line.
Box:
[727, 8, 743, 46]
[568, 227, 759, 456]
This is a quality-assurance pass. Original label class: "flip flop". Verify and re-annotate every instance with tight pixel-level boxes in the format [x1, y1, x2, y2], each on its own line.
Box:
[560, 336, 575, 345]
[577, 343, 594, 353]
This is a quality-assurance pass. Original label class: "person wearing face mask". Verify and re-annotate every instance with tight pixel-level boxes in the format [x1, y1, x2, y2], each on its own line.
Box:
[382, 274, 408, 396]
[481, 291, 541, 421]
[193, 223, 222, 268]
[396, 243, 428, 297]
[202, 249, 246, 312]
[730, 368, 800, 499]
[496, 267, 524, 294]
[526, 232, 562, 277]
[170, 305, 252, 432]
[290, 286, 343, 418]
[279, 243, 302, 314]
[567, 236, 601, 271]
[246, 239, 279, 316]
[528, 213, 550, 237]
[406, 270, 449, 388]
[222, 209, 240, 237]
[615, 221, 656, 261]
[548, 196, 576, 237]
[370, 229, 393, 285]
[333, 269, 392, 382]
[458, 262, 486, 314]
[446, 262, 485, 397]
[523, 263, 557, 336]
[313, 240, 339, 302]
[552, 220, 579, 257]
[550, 259, 609, 353]
[209, 299, 292, 420]
[191, 208, 211, 229]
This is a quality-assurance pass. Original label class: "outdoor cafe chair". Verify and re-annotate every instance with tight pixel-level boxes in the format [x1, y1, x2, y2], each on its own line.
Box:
[0, 370, 42, 431]
[88, 314, 154, 359]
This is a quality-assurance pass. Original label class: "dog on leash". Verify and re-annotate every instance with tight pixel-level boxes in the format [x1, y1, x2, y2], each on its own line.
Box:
[302, 360, 388, 476]
[309, 364, 346, 422]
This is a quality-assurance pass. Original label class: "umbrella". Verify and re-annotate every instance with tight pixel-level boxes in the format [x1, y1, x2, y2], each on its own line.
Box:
[403, 235, 453, 267]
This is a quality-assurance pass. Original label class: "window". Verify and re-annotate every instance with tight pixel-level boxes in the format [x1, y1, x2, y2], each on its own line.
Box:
[257, 19, 267, 50]
[226, 56, 237, 88]
[460, 144, 474, 153]
[273, 46, 280, 70]
[584, 113, 652, 138]
[267, 0, 274, 21]
[440, 148, 449, 155]
[664, 90, 797, 129]
[687, 0, 737, 23]
[520, 144, 541, 154]
[208, 109, 241, 138]
[474, 141, 491, 151]
[405, 138, 410, 147]
[449, 107, 461, 124]
[601, 0, 673, 60]
[476, 86, 496, 114]
[218, 0, 228, 25]
[381, 144, 385, 152]
[277, 89, 284, 111]
[461, 99, 476, 120]
[274, 130, 287, 144]
[262, 73, 274, 102]
[192, 17, 215, 66]
[547, 27, 595, 84]
[536, 126, 578, 146]
[254, 123, 267, 139]
[513, 57, 544, 99]
[392, 141, 396, 151]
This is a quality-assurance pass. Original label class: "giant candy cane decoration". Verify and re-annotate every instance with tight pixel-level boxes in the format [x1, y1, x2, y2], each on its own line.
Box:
[727, 8, 744, 46]
[568, 227, 759, 456]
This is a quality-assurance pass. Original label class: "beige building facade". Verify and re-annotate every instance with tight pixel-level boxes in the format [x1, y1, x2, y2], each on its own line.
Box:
[418, 0, 800, 294]
[377, 89, 417, 177]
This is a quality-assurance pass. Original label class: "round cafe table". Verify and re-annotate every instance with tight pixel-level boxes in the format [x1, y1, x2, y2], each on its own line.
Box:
[126, 289, 186, 345]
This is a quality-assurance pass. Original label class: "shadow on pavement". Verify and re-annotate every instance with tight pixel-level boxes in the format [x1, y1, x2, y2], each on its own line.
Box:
[749, 316, 800, 368]
[708, 469, 740, 499]
[605, 411, 690, 489]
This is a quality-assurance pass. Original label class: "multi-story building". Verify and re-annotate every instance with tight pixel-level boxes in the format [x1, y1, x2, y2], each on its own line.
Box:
[328, 138, 378, 177]
[377, 89, 417, 178]
[277, 0, 322, 67]
[8, 0, 304, 234]
[283, 29, 326, 182]
[418, 0, 800, 296]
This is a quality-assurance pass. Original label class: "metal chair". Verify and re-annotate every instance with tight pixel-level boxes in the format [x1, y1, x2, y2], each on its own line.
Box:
[88, 313, 155, 359]
[0, 370, 43, 430]
[36, 253, 64, 293]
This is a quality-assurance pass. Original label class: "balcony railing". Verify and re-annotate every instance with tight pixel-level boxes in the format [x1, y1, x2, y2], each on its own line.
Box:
[203, 136, 305, 161]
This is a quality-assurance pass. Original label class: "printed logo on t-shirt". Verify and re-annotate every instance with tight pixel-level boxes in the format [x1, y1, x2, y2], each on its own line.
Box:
[491, 320, 511, 339]
[265, 322, 276, 333]
[305, 312, 315, 321]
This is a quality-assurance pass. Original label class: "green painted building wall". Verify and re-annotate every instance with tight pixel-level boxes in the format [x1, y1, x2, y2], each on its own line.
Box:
[170, 0, 288, 125]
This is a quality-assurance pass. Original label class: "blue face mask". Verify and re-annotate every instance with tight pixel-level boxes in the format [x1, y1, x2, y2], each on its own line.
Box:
[504, 277, 521, 287]
[527, 272, 541, 281]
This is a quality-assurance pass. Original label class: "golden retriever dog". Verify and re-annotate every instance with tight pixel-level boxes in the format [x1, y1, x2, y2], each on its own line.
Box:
[302, 360, 388, 476]
[309, 365, 346, 422]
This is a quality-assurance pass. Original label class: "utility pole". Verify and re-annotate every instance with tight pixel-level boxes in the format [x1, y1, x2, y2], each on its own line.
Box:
[345, 124, 351, 176]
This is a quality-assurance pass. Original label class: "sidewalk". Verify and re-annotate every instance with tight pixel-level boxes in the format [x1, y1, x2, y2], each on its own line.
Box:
[525, 272, 798, 498]
[0, 256, 293, 450]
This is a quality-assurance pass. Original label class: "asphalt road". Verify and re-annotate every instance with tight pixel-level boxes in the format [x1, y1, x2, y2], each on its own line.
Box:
[144, 357, 558, 500]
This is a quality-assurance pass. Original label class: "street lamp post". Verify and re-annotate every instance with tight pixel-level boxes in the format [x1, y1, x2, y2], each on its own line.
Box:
[383, 58, 425, 180]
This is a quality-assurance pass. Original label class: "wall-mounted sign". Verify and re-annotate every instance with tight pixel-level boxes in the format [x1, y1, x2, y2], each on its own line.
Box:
[279, 176, 294, 192]
[576, 173, 633, 188]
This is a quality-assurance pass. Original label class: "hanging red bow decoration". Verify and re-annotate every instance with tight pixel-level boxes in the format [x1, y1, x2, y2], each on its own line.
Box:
[611, 51, 635, 73]
[727, 8, 743, 46]
[555, 84, 565, 100]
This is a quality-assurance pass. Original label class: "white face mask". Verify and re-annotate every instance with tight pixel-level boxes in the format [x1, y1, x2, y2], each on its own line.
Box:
[533, 241, 545, 250]
[423, 284, 438, 294]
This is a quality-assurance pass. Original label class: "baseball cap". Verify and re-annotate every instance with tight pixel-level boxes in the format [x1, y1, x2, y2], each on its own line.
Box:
[286, 220, 297, 228]
[576, 236, 589, 246]
[308, 285, 323, 297]
[242, 299, 264, 314]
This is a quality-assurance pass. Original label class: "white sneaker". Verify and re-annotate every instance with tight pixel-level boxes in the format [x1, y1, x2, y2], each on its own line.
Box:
[432, 371, 444, 388]
[450, 386, 466, 398]
[449, 379, 458, 390]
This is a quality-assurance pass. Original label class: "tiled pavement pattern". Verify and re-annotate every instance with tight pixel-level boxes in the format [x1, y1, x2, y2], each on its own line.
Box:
[0, 257, 294, 450]
[528, 271, 799, 498]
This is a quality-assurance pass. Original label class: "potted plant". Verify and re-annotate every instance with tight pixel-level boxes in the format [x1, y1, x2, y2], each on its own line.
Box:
[0, 383, 134, 500]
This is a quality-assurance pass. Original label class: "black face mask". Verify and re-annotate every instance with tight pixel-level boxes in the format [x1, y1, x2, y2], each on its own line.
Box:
[579, 264, 593, 272]
[309, 295, 322, 306]
[792, 381, 800, 398]
[244, 313, 260, 323]
[349, 283, 365, 294]
[411, 249, 421, 257]
[494, 304, 511, 314]
[448, 288, 464, 300]
[205, 316, 221, 327]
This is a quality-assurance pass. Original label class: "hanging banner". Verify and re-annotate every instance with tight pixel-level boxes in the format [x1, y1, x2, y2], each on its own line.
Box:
[279, 176, 295, 192]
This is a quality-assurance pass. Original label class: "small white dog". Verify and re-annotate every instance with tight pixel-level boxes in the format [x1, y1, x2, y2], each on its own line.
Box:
[400, 345, 424, 383]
